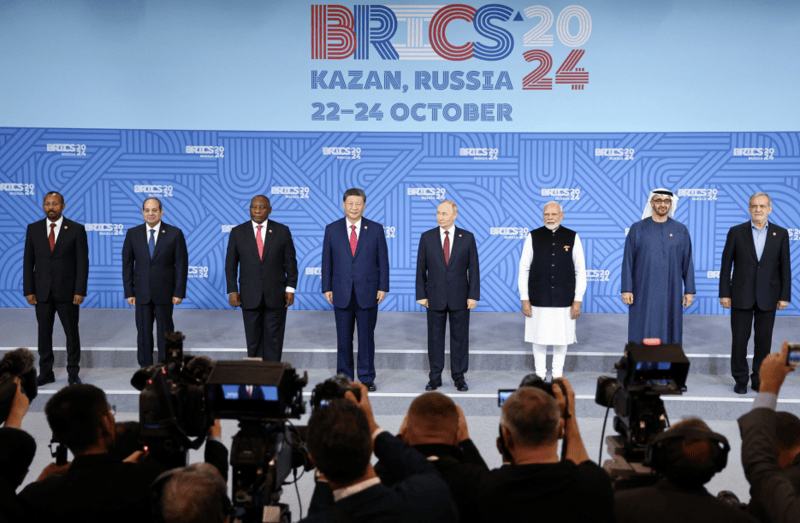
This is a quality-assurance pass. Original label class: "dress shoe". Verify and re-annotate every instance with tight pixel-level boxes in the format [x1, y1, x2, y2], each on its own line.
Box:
[36, 372, 55, 386]
[425, 379, 442, 391]
[455, 379, 469, 392]
[68, 376, 82, 386]
[363, 382, 377, 392]
[751, 377, 761, 393]
[733, 382, 748, 394]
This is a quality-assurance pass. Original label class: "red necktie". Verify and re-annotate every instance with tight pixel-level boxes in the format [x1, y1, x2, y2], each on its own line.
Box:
[256, 225, 264, 259]
[443, 230, 450, 265]
[49, 223, 56, 252]
[350, 225, 357, 256]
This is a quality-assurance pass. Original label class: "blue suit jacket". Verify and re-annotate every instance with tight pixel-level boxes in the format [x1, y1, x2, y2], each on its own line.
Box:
[121, 222, 188, 305]
[321, 217, 389, 309]
[415, 227, 480, 311]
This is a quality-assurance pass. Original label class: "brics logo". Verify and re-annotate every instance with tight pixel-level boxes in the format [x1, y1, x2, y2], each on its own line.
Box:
[541, 188, 580, 200]
[306, 267, 322, 277]
[384, 226, 396, 238]
[221, 225, 236, 233]
[407, 187, 446, 200]
[188, 266, 209, 278]
[585, 270, 610, 282]
[47, 143, 86, 156]
[594, 148, 634, 161]
[0, 183, 34, 196]
[490, 227, 528, 239]
[677, 189, 718, 201]
[733, 148, 774, 160]
[460, 148, 499, 161]
[134, 185, 174, 197]
[185, 146, 224, 158]
[322, 147, 361, 159]
[85, 223, 124, 236]
[788, 229, 800, 241]
[272, 187, 310, 199]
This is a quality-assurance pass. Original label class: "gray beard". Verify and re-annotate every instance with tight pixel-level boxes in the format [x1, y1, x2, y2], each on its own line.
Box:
[545, 223, 559, 231]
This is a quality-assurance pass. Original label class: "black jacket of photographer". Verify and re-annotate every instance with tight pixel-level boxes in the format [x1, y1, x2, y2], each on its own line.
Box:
[747, 452, 800, 522]
[17, 439, 228, 523]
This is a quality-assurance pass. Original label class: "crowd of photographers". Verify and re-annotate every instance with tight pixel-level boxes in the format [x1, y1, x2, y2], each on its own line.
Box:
[2, 342, 800, 523]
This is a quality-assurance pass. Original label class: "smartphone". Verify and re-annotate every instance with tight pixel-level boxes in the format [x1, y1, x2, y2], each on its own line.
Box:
[498, 389, 515, 407]
[787, 344, 800, 367]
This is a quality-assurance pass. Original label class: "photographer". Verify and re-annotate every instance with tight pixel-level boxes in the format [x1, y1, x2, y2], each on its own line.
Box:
[739, 341, 800, 523]
[375, 392, 488, 523]
[300, 382, 458, 523]
[615, 418, 758, 523]
[154, 462, 231, 523]
[747, 411, 800, 522]
[0, 378, 36, 523]
[18, 384, 228, 523]
[473, 377, 613, 522]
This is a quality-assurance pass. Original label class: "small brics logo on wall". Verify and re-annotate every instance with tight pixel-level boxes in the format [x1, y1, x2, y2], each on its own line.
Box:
[0, 183, 34, 196]
[305, 267, 322, 277]
[490, 227, 528, 240]
[541, 188, 580, 200]
[134, 185, 174, 198]
[459, 148, 499, 161]
[677, 189, 718, 201]
[407, 187, 446, 200]
[322, 147, 361, 160]
[188, 266, 209, 278]
[384, 226, 396, 238]
[585, 270, 610, 282]
[185, 146, 224, 158]
[788, 229, 800, 241]
[47, 143, 86, 156]
[85, 223, 124, 236]
[271, 187, 310, 199]
[733, 148, 774, 161]
[595, 148, 633, 161]
[221, 225, 236, 233]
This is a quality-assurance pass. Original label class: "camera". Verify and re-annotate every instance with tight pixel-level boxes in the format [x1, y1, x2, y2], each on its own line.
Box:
[0, 348, 38, 424]
[787, 344, 800, 367]
[497, 373, 566, 407]
[310, 374, 361, 410]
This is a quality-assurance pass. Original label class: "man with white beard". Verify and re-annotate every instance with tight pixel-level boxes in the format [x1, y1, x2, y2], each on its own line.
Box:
[518, 202, 586, 379]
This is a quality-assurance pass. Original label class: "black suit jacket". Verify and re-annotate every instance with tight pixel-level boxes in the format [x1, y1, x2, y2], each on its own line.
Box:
[739, 408, 800, 523]
[720, 221, 791, 309]
[415, 227, 479, 311]
[225, 220, 298, 309]
[23, 218, 89, 301]
[121, 222, 188, 304]
[301, 432, 459, 523]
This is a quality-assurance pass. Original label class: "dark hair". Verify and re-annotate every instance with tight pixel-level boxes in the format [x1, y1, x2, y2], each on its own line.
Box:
[45, 384, 110, 453]
[776, 411, 800, 449]
[659, 418, 721, 487]
[501, 387, 560, 446]
[143, 197, 162, 211]
[44, 191, 64, 204]
[342, 188, 366, 204]
[408, 391, 458, 429]
[0, 427, 36, 488]
[111, 421, 142, 461]
[307, 399, 371, 484]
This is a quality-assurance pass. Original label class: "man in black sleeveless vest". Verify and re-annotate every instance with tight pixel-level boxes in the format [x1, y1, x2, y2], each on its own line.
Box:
[518, 202, 585, 379]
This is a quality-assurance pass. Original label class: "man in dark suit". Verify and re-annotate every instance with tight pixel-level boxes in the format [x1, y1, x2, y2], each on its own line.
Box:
[23, 191, 89, 386]
[236, 384, 265, 400]
[122, 197, 188, 367]
[300, 384, 458, 523]
[720, 192, 791, 394]
[416, 200, 479, 392]
[321, 188, 389, 391]
[226, 195, 298, 361]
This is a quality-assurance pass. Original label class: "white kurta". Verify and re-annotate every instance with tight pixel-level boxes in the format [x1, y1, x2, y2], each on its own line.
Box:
[517, 231, 587, 345]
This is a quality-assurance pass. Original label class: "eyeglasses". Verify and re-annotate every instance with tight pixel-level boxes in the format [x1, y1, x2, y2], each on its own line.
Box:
[652, 198, 671, 204]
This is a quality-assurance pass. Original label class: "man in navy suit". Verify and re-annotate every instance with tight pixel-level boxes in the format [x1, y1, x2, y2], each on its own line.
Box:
[226, 195, 298, 361]
[122, 197, 188, 367]
[321, 188, 389, 391]
[237, 384, 265, 400]
[720, 192, 791, 394]
[416, 200, 479, 392]
[24, 191, 89, 386]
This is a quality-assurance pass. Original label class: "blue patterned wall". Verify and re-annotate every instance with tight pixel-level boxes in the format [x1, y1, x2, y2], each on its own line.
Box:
[1, 127, 798, 315]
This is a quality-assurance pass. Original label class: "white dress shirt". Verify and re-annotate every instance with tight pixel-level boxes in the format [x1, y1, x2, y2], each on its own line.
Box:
[250, 219, 295, 293]
[146, 221, 162, 246]
[439, 225, 455, 257]
[346, 218, 362, 241]
[46, 216, 64, 243]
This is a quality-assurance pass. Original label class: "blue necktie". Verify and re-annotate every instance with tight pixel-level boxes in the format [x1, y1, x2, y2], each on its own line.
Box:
[148, 229, 155, 258]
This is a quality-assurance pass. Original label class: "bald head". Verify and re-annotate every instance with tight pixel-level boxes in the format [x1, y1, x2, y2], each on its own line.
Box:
[403, 392, 459, 446]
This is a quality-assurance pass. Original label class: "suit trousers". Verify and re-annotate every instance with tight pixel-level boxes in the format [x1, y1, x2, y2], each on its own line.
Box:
[334, 291, 377, 383]
[135, 300, 175, 367]
[427, 306, 469, 382]
[241, 296, 287, 362]
[36, 297, 81, 377]
[731, 305, 776, 381]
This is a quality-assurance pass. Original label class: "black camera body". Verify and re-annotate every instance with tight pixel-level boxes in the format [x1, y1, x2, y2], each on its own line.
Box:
[310, 374, 361, 410]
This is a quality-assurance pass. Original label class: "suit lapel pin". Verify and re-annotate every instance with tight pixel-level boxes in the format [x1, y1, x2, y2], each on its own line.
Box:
[670, 233, 673, 237]
[458, 234, 462, 237]
[773, 232, 777, 236]
[364, 226, 368, 229]
[269, 230, 273, 233]
[63, 225, 68, 230]
[162, 230, 166, 234]
[563, 245, 570, 251]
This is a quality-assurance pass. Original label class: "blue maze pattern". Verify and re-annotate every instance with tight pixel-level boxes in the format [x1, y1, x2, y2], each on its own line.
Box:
[0, 128, 798, 315]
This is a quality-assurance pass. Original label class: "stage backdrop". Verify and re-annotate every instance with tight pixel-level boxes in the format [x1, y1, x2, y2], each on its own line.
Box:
[0, 127, 798, 315]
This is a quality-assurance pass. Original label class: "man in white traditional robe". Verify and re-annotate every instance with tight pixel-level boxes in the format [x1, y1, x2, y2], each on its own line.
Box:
[518, 202, 586, 379]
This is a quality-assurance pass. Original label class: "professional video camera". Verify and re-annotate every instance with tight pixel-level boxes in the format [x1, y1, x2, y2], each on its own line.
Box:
[131, 331, 311, 523]
[594, 341, 690, 488]
[0, 348, 38, 423]
[309, 374, 361, 410]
